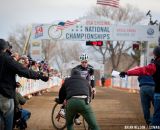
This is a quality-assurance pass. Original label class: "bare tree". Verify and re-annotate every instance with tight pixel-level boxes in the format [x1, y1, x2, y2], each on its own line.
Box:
[7, 25, 29, 54]
[41, 40, 57, 62]
[7, 26, 57, 63]
[51, 41, 82, 72]
[86, 4, 145, 71]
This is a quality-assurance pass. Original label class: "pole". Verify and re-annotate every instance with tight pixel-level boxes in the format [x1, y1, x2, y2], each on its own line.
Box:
[23, 25, 32, 55]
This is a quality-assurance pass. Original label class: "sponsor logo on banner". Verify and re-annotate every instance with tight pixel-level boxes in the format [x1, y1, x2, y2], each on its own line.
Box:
[147, 28, 154, 35]
[34, 25, 43, 38]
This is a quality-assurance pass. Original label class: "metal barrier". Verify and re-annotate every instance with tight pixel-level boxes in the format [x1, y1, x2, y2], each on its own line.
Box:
[112, 76, 139, 92]
[16, 76, 62, 96]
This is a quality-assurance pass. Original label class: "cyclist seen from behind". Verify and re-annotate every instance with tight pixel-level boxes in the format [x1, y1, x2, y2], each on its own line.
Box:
[58, 69, 100, 130]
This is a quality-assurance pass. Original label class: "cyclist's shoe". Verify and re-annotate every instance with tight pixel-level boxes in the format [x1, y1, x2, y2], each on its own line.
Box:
[59, 109, 65, 117]
[74, 118, 82, 125]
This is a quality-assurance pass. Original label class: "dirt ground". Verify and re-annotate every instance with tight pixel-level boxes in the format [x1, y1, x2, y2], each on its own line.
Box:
[23, 87, 149, 130]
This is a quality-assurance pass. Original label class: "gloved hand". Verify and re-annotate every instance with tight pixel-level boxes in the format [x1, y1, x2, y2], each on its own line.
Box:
[38, 72, 49, 82]
[119, 72, 127, 78]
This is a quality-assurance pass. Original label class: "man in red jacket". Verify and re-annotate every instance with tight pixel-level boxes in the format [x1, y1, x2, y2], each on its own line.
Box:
[120, 46, 160, 127]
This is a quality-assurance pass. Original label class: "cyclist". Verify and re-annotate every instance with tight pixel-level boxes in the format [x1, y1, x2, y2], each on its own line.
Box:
[74, 53, 96, 93]
[58, 69, 99, 130]
[119, 46, 160, 127]
[73, 53, 96, 124]
[59, 53, 96, 125]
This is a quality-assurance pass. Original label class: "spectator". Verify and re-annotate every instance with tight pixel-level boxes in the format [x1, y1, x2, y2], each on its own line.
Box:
[18, 55, 29, 68]
[0, 39, 49, 130]
[11, 52, 19, 61]
[31, 61, 39, 72]
[13, 82, 31, 129]
[119, 46, 160, 128]
[138, 76, 155, 125]
[101, 76, 105, 87]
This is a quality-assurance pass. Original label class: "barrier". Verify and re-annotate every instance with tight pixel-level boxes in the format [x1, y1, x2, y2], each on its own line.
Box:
[96, 80, 101, 86]
[16, 76, 62, 96]
[16, 76, 139, 96]
[112, 76, 139, 92]
[96, 79, 112, 87]
[105, 78, 111, 87]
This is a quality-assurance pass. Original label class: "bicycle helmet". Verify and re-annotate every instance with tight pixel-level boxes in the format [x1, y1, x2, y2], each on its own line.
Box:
[79, 53, 89, 61]
[153, 46, 160, 58]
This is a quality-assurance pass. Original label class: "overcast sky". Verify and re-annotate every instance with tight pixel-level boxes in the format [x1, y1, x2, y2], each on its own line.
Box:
[0, 0, 160, 39]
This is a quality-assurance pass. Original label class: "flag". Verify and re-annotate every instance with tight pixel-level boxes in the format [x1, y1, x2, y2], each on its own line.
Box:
[97, 0, 119, 8]
[56, 20, 80, 30]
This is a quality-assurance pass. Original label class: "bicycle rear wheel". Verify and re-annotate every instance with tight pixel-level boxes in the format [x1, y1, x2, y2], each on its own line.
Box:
[51, 103, 66, 130]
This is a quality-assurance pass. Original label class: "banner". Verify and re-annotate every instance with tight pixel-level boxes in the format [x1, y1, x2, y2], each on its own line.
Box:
[31, 19, 159, 42]
[30, 40, 42, 61]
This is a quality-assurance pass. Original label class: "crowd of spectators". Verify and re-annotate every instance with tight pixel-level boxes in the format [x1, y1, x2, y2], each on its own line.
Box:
[9, 44, 59, 97]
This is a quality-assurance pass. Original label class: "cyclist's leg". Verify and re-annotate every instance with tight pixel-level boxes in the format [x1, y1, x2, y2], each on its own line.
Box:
[81, 104, 99, 130]
[66, 99, 81, 130]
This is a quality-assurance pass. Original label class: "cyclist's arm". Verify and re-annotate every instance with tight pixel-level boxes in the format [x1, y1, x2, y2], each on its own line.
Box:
[127, 63, 156, 76]
[90, 68, 95, 88]
[90, 75, 95, 88]
[58, 82, 67, 104]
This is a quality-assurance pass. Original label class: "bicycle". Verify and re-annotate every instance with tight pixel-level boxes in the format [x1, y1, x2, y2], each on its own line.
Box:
[51, 98, 90, 130]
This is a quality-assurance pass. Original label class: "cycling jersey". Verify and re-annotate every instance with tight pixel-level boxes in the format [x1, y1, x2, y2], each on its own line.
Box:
[74, 64, 95, 88]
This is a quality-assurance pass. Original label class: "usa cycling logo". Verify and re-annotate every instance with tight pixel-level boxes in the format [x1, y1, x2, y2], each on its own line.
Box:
[147, 28, 154, 35]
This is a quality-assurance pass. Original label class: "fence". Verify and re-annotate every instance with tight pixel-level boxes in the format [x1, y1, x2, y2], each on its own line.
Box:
[16, 76, 62, 96]
[112, 76, 140, 91]
[16, 76, 139, 96]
